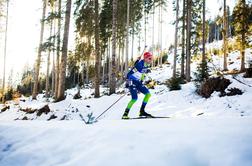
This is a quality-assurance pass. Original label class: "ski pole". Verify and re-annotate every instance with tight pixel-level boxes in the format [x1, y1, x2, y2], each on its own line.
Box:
[95, 93, 126, 121]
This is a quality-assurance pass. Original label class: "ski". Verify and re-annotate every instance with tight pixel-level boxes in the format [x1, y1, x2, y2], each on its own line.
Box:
[123, 116, 170, 120]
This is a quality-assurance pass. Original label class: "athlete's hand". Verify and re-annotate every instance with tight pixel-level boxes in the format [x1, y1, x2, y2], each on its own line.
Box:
[146, 69, 151, 73]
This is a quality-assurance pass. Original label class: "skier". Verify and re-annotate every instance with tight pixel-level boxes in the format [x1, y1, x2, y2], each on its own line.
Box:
[122, 52, 153, 119]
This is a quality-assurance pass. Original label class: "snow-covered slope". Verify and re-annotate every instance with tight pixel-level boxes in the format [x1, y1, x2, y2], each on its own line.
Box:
[0, 49, 252, 166]
[1, 117, 252, 166]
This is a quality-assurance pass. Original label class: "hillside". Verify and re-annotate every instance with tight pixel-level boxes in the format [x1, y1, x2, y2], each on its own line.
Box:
[0, 49, 252, 166]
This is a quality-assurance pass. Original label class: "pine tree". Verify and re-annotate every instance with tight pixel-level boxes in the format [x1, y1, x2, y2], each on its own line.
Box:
[166, 73, 182, 91]
[55, 0, 62, 99]
[75, 0, 95, 86]
[202, 0, 206, 63]
[109, 0, 117, 94]
[56, 0, 72, 101]
[185, 0, 204, 82]
[181, 0, 186, 79]
[94, 0, 100, 97]
[125, 0, 130, 73]
[173, 0, 179, 78]
[223, 0, 228, 71]
[232, 0, 251, 72]
[2, 0, 9, 103]
[186, 0, 192, 82]
[32, 0, 47, 100]
[45, 0, 57, 99]
[194, 60, 209, 88]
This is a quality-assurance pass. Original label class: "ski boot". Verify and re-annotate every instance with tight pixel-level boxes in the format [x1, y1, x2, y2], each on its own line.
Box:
[139, 110, 153, 118]
[122, 109, 130, 119]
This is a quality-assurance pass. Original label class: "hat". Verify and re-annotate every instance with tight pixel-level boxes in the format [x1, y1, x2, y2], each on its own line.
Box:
[143, 52, 153, 59]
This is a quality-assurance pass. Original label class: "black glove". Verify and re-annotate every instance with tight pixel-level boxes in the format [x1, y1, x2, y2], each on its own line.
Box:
[125, 79, 132, 88]
[142, 68, 151, 73]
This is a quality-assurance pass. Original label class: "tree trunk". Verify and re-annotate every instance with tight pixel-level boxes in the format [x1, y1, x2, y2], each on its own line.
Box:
[102, 54, 105, 84]
[32, 0, 47, 100]
[144, 5, 147, 47]
[73, 69, 76, 86]
[52, 4, 57, 97]
[2, 0, 9, 103]
[121, 45, 124, 81]
[181, 0, 186, 78]
[131, 23, 134, 63]
[46, 16, 54, 99]
[86, 60, 89, 84]
[186, 0, 192, 82]
[160, 3, 163, 66]
[240, 13, 246, 72]
[81, 63, 84, 85]
[223, 0, 228, 71]
[109, 0, 117, 94]
[202, 0, 206, 63]
[105, 46, 109, 85]
[173, 0, 179, 78]
[227, 6, 230, 38]
[240, 38, 245, 72]
[55, 0, 61, 99]
[117, 46, 121, 73]
[240, 0, 246, 72]
[125, 0, 130, 73]
[56, 0, 72, 101]
[52, 53, 55, 96]
[158, 3, 161, 66]
[94, 0, 100, 98]
[86, 38, 91, 84]
[108, 38, 111, 87]
[152, 3, 155, 67]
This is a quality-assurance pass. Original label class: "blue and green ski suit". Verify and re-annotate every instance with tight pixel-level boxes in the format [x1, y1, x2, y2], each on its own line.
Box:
[125, 60, 151, 112]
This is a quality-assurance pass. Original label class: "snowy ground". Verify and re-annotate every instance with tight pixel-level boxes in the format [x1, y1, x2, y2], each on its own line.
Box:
[1, 118, 252, 166]
[0, 48, 252, 166]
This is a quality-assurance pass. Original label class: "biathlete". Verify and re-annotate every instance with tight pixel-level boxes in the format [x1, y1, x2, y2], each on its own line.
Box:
[122, 52, 153, 119]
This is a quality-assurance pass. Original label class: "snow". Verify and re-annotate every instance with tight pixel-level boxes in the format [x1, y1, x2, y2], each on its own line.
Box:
[1, 118, 252, 166]
[1, 47, 252, 165]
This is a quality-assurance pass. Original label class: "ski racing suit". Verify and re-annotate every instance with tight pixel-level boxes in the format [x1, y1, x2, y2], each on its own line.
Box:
[125, 59, 151, 113]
